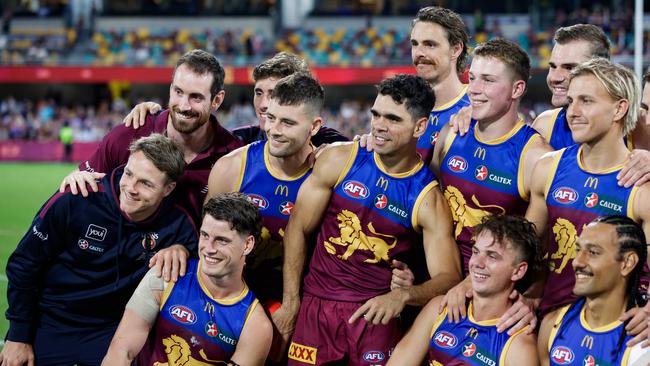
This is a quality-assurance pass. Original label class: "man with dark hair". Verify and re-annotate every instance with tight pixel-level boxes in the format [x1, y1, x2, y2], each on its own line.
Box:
[410, 6, 471, 163]
[59, 49, 242, 282]
[103, 192, 273, 366]
[388, 215, 542, 366]
[1, 134, 198, 365]
[124, 51, 348, 147]
[273, 74, 461, 365]
[539, 215, 648, 365]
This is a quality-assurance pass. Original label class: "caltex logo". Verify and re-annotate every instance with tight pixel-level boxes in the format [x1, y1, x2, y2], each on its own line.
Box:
[279, 201, 293, 215]
[205, 321, 219, 337]
[584, 192, 598, 208]
[475, 165, 488, 181]
[431, 131, 439, 145]
[78, 239, 89, 250]
[375, 194, 388, 209]
[462, 342, 476, 357]
[583, 355, 595, 366]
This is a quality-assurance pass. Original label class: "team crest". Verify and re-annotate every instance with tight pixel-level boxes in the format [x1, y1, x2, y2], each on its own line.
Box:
[141, 232, 158, 250]
[374, 194, 388, 209]
[78, 239, 89, 250]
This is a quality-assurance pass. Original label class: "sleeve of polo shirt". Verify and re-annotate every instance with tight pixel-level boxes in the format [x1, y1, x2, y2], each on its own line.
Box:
[5, 192, 72, 343]
[79, 123, 142, 174]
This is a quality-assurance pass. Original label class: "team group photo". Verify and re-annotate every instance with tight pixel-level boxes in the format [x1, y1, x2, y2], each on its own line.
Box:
[0, 0, 650, 365]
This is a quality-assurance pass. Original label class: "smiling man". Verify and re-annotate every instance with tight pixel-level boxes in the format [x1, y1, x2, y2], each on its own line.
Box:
[1, 134, 198, 366]
[538, 216, 648, 365]
[103, 192, 272, 366]
[388, 215, 541, 366]
[272, 74, 461, 366]
[526, 58, 650, 317]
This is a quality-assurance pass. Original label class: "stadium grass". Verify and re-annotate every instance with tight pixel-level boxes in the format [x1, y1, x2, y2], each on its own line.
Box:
[0, 162, 76, 345]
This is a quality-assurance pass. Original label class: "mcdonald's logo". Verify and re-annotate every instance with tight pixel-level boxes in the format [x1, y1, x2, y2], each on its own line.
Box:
[465, 327, 479, 339]
[203, 302, 215, 317]
[431, 115, 439, 126]
[473, 147, 486, 160]
[583, 177, 599, 190]
[275, 184, 289, 197]
[376, 176, 389, 191]
[581, 335, 594, 350]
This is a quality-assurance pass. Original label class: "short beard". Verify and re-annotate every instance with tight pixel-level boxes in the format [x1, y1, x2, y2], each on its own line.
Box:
[170, 106, 208, 134]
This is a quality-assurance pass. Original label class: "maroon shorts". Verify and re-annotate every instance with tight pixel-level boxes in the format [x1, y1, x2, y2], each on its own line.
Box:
[287, 295, 401, 366]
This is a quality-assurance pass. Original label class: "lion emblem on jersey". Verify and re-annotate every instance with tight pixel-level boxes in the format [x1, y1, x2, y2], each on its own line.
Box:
[248, 226, 284, 270]
[324, 209, 397, 264]
[444, 185, 506, 238]
[154, 334, 222, 366]
[549, 218, 579, 274]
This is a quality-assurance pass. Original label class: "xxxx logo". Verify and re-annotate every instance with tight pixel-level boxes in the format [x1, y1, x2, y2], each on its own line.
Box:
[288, 342, 317, 364]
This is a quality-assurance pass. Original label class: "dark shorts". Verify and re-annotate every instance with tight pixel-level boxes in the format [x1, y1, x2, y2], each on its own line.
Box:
[288, 295, 401, 366]
[33, 322, 117, 366]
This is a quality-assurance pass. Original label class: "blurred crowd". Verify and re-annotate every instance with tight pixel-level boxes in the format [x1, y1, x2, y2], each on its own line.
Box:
[0, 96, 373, 142]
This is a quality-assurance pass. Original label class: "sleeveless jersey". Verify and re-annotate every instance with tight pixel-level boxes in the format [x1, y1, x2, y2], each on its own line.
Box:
[546, 108, 576, 150]
[302, 142, 437, 302]
[235, 140, 311, 302]
[439, 120, 541, 273]
[548, 298, 633, 366]
[540, 144, 637, 315]
[428, 303, 525, 366]
[417, 87, 470, 164]
[138, 259, 258, 364]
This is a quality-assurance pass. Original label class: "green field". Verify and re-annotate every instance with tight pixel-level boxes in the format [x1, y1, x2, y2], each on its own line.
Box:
[0, 162, 76, 344]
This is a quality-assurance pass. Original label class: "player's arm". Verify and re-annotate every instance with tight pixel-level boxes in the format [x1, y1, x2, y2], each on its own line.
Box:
[525, 152, 557, 238]
[230, 302, 273, 366]
[349, 186, 461, 325]
[409, 186, 462, 304]
[272, 144, 353, 336]
[386, 296, 444, 366]
[205, 146, 247, 202]
[633, 184, 650, 262]
[521, 136, 554, 198]
[102, 269, 164, 365]
[2, 193, 71, 364]
[530, 109, 557, 143]
[537, 310, 560, 366]
[504, 331, 539, 366]
[429, 123, 452, 176]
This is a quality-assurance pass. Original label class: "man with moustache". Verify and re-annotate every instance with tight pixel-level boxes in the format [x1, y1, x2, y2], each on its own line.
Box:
[0, 134, 198, 366]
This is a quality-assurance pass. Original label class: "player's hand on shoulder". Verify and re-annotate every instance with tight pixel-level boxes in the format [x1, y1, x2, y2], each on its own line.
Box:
[59, 170, 106, 197]
[0, 341, 35, 366]
[123, 101, 162, 129]
[354, 132, 374, 152]
[618, 149, 650, 188]
[496, 290, 539, 335]
[149, 244, 189, 282]
[449, 106, 472, 136]
[620, 305, 650, 347]
[439, 278, 472, 323]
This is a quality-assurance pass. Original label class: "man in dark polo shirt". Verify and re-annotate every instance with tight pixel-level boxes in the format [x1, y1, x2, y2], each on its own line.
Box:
[59, 49, 243, 227]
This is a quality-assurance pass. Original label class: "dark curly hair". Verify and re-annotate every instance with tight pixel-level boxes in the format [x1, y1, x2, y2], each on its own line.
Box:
[376, 74, 435, 121]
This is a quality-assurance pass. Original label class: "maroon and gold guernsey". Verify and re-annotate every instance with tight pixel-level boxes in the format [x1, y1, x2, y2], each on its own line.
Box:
[439, 120, 540, 273]
[539, 145, 638, 315]
[302, 142, 437, 302]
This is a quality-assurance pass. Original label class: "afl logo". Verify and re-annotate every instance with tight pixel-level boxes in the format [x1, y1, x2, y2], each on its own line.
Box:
[375, 194, 388, 209]
[447, 156, 468, 173]
[169, 305, 197, 324]
[247, 194, 269, 210]
[550, 346, 575, 364]
[462, 342, 476, 357]
[553, 187, 579, 205]
[78, 239, 89, 250]
[362, 351, 385, 362]
[584, 192, 598, 208]
[343, 180, 369, 199]
[433, 331, 458, 349]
